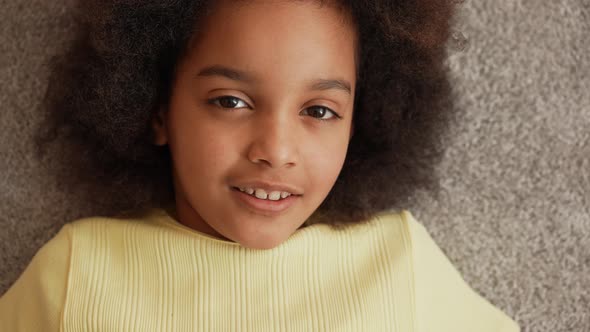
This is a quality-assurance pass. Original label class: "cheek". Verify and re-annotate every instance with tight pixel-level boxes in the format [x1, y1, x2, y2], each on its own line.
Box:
[304, 131, 349, 189]
[176, 126, 236, 177]
[168, 110, 238, 185]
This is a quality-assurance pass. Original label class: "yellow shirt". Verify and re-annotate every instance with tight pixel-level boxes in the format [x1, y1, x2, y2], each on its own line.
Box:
[0, 208, 519, 331]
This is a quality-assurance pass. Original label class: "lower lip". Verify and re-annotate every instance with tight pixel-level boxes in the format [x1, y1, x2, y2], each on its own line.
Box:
[231, 187, 299, 215]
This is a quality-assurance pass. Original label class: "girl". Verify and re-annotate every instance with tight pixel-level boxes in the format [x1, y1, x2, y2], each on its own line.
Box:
[0, 0, 520, 330]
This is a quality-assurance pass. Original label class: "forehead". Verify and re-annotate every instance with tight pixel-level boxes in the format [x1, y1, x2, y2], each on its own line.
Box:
[183, 0, 358, 87]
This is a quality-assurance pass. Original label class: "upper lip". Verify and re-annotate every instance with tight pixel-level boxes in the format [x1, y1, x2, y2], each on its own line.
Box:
[232, 180, 303, 195]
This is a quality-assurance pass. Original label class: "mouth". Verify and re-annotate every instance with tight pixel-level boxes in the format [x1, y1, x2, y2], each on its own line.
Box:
[231, 186, 300, 200]
[230, 186, 300, 215]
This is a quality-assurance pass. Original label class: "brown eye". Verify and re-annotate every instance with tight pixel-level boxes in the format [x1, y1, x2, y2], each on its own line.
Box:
[301, 106, 340, 121]
[208, 96, 249, 109]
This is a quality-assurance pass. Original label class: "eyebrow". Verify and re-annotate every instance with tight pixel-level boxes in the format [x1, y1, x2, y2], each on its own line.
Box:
[196, 65, 352, 95]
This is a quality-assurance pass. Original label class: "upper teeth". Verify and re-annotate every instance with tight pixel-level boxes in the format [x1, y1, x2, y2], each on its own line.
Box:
[238, 187, 292, 201]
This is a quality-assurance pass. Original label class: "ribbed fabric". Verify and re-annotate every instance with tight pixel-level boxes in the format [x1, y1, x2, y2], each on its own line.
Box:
[0, 208, 520, 332]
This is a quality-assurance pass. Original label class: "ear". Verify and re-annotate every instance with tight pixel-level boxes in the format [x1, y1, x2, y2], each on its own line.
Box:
[151, 106, 169, 146]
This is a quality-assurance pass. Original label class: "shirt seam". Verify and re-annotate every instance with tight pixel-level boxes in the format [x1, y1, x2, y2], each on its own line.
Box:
[400, 210, 419, 332]
[58, 223, 74, 332]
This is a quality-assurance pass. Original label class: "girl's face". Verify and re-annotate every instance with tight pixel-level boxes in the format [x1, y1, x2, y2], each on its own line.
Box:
[153, 0, 357, 249]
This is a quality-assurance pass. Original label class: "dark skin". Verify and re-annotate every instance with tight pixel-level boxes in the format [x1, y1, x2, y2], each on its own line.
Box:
[152, 0, 357, 249]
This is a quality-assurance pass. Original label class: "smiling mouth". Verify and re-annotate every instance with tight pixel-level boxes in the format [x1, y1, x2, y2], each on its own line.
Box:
[230, 187, 299, 214]
[231, 186, 300, 201]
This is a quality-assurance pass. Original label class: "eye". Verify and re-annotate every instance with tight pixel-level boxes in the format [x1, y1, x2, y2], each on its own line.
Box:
[301, 106, 341, 121]
[207, 96, 250, 109]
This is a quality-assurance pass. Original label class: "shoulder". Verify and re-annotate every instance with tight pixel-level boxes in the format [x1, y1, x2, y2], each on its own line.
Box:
[397, 210, 521, 332]
[61, 208, 182, 253]
[363, 209, 421, 248]
[365, 209, 421, 233]
[0, 219, 74, 329]
[65, 208, 164, 238]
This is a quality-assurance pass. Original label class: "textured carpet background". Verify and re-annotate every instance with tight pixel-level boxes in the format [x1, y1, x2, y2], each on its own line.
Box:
[1, 1, 588, 331]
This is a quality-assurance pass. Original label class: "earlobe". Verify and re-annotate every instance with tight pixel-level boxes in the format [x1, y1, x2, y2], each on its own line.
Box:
[151, 107, 169, 146]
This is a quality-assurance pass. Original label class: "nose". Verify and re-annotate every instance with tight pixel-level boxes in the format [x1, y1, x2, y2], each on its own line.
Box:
[247, 114, 299, 169]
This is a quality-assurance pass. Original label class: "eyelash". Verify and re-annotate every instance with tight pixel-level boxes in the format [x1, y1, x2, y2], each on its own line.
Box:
[206, 96, 342, 121]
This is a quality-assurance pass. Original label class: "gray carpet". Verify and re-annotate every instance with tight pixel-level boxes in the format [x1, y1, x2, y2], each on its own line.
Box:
[1, 1, 588, 331]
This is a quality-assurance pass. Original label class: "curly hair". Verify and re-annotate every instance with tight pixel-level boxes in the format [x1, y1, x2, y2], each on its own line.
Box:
[34, 0, 458, 225]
